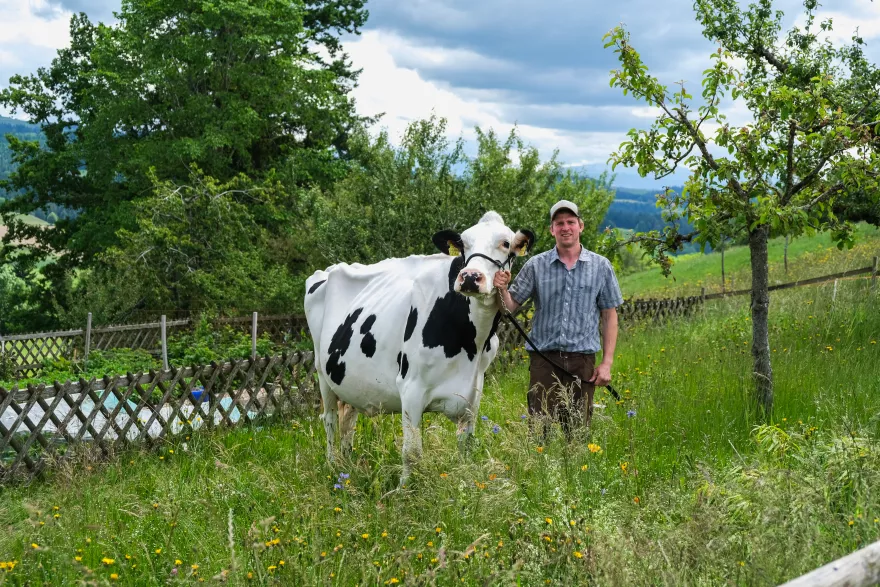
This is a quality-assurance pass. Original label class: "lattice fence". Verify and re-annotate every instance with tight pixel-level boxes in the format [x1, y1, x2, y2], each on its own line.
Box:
[0, 352, 316, 481]
[0, 314, 308, 379]
[617, 295, 705, 322]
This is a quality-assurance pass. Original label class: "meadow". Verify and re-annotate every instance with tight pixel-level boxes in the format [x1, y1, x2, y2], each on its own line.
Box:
[1, 273, 878, 585]
[619, 222, 880, 297]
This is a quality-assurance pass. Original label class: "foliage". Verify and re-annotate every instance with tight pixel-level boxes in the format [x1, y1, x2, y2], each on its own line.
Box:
[0, 0, 368, 321]
[166, 314, 276, 366]
[62, 169, 307, 322]
[604, 0, 880, 411]
[307, 116, 616, 267]
[0, 281, 878, 584]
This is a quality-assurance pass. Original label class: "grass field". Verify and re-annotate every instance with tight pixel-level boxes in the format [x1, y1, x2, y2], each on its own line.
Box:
[619, 222, 880, 298]
[1, 278, 878, 585]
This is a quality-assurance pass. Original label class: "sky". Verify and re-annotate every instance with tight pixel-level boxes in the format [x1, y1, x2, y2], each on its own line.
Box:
[1, 0, 879, 188]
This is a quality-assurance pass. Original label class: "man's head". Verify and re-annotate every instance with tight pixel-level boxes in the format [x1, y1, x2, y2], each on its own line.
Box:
[549, 200, 584, 249]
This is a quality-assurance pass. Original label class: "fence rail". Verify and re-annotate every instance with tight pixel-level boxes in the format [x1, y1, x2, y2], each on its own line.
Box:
[0, 352, 316, 481]
[779, 539, 880, 587]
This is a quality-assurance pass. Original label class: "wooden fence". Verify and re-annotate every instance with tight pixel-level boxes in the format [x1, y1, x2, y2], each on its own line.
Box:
[0, 314, 308, 379]
[779, 539, 880, 587]
[0, 352, 316, 481]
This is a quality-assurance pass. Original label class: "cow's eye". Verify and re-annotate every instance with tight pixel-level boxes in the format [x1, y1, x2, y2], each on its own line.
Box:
[502, 240, 510, 249]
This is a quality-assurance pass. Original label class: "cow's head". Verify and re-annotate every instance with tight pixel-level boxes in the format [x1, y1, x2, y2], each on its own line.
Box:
[433, 211, 535, 296]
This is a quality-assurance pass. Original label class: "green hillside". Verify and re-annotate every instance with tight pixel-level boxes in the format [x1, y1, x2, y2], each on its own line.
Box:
[620, 222, 880, 298]
[0, 115, 41, 182]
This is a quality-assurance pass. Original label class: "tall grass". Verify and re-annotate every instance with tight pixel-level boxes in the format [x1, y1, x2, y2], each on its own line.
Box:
[1, 281, 878, 585]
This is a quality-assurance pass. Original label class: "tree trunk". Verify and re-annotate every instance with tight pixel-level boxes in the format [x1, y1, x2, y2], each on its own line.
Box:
[784, 235, 789, 274]
[748, 224, 773, 413]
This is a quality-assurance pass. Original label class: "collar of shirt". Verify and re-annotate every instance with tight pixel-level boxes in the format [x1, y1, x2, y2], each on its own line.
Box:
[549, 245, 589, 266]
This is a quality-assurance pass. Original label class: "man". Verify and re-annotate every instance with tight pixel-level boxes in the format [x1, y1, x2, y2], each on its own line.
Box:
[494, 199, 623, 433]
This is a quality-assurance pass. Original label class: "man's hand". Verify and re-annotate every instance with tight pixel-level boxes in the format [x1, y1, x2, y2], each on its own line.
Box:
[589, 362, 612, 388]
[493, 270, 511, 290]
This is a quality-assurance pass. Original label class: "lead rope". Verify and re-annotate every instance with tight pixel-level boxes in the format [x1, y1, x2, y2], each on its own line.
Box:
[495, 284, 621, 402]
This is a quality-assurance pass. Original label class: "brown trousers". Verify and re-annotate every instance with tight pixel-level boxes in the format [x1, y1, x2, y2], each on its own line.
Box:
[528, 351, 596, 432]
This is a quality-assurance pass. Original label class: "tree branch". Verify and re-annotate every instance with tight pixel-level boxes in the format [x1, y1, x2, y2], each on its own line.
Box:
[795, 182, 844, 212]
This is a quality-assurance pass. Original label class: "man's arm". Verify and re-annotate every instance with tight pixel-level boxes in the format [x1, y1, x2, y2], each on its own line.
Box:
[493, 270, 520, 314]
[591, 307, 618, 387]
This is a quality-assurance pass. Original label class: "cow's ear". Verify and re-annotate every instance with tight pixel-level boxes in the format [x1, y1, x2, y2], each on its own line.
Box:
[512, 229, 535, 256]
[432, 230, 464, 256]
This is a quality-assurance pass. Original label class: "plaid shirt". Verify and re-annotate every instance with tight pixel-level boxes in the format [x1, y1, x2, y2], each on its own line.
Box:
[508, 245, 624, 354]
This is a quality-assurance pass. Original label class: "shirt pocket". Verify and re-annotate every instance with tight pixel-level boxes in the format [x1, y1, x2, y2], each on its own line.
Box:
[572, 281, 598, 317]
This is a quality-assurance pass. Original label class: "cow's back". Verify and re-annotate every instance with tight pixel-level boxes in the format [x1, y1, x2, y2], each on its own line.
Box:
[305, 255, 453, 411]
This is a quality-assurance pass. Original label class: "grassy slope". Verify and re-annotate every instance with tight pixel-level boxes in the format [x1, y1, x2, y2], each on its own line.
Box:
[1, 281, 879, 585]
[620, 223, 880, 298]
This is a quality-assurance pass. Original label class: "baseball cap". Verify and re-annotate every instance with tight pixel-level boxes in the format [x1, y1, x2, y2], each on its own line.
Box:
[549, 199, 580, 222]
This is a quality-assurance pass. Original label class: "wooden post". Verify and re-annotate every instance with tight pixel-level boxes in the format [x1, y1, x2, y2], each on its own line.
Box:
[251, 312, 258, 360]
[779, 539, 880, 587]
[84, 312, 93, 365]
[872, 256, 878, 293]
[832, 279, 838, 303]
[161, 315, 169, 371]
[721, 246, 726, 294]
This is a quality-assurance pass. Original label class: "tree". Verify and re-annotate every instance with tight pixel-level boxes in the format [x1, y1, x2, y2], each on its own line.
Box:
[308, 116, 616, 267]
[0, 0, 368, 321]
[604, 0, 880, 412]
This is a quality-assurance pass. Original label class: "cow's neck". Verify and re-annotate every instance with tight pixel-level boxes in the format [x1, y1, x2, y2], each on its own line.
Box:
[467, 294, 500, 336]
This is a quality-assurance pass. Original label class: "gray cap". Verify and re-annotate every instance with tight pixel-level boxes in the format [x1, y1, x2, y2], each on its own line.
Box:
[550, 199, 580, 222]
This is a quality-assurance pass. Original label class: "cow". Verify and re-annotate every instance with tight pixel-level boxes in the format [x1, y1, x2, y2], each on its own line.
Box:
[304, 211, 535, 483]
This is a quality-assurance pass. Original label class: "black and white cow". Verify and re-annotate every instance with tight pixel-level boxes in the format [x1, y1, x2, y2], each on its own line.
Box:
[304, 212, 534, 482]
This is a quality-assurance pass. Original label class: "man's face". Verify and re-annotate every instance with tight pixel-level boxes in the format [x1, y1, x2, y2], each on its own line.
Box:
[549, 211, 584, 248]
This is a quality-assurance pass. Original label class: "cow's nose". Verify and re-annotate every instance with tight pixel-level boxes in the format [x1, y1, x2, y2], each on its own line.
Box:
[458, 270, 485, 293]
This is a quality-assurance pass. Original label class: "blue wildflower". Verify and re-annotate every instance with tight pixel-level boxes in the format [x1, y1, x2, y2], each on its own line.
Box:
[333, 483, 342, 490]
[481, 415, 489, 421]
[492, 424, 500, 434]
[339, 472, 350, 480]
[520, 414, 527, 420]
[627, 409, 637, 419]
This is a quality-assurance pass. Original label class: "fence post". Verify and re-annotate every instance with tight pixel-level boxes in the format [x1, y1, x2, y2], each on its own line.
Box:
[161, 315, 169, 371]
[251, 312, 258, 361]
[872, 256, 878, 293]
[84, 312, 92, 365]
[832, 279, 838, 304]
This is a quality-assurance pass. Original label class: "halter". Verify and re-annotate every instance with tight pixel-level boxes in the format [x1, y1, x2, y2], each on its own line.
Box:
[462, 251, 516, 271]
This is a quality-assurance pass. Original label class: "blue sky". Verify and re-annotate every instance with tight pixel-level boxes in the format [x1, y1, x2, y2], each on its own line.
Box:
[2, 0, 879, 188]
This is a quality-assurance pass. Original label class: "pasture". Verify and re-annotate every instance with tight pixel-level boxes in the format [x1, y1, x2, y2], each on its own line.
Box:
[1, 278, 878, 585]
[619, 222, 880, 297]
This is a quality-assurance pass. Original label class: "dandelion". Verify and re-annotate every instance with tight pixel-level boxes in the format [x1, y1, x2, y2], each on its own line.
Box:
[620, 462, 629, 474]
[155, 549, 162, 554]
[110, 573, 119, 580]
[626, 409, 637, 419]
[334, 507, 342, 513]
[74, 556, 82, 562]
[191, 564, 199, 570]
[536, 446, 544, 454]
[581, 465, 588, 471]
[381, 531, 388, 538]
[633, 496, 640, 504]
[436, 527, 442, 534]
[573, 551, 584, 559]
[175, 560, 182, 565]
[439, 472, 448, 478]
[545, 517, 553, 525]
[587, 443, 602, 454]
[268, 565, 277, 572]
[102, 557, 115, 565]
[362, 533, 369, 539]
[31, 543, 39, 550]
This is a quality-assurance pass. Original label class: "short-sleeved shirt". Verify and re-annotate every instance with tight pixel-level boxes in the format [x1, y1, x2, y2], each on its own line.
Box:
[508, 245, 624, 354]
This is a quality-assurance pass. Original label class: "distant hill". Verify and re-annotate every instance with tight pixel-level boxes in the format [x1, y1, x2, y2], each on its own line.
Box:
[0, 115, 41, 182]
[601, 186, 667, 232]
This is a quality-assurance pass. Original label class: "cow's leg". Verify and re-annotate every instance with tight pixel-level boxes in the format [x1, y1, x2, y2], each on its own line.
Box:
[457, 376, 484, 453]
[318, 378, 339, 463]
[339, 401, 359, 456]
[400, 395, 425, 486]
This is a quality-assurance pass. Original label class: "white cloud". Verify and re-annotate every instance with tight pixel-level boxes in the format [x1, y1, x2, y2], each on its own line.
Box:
[347, 29, 631, 167]
[0, 0, 71, 48]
